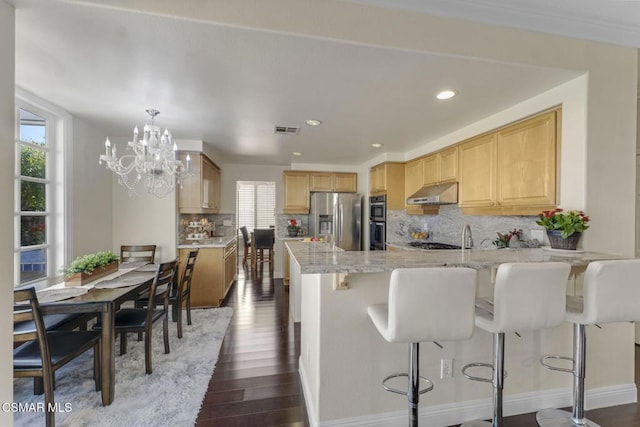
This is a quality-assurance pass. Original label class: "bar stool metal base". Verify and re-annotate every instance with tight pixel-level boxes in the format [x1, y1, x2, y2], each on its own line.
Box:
[536, 408, 602, 427]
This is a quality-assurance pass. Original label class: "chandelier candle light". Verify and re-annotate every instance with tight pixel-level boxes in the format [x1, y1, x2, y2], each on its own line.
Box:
[99, 109, 192, 198]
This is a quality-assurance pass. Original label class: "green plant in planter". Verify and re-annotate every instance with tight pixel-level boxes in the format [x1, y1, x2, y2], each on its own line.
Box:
[61, 251, 119, 275]
[536, 208, 590, 239]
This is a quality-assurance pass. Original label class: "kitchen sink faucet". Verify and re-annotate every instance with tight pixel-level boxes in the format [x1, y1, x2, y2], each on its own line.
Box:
[461, 224, 473, 253]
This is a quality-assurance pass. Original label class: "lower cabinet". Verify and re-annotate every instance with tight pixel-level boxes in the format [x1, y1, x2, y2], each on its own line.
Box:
[178, 239, 237, 308]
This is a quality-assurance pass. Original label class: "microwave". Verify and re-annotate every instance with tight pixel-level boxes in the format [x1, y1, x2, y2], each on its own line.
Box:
[369, 195, 386, 222]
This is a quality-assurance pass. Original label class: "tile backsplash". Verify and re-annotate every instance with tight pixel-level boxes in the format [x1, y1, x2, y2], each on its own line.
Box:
[179, 213, 235, 241]
[387, 205, 542, 248]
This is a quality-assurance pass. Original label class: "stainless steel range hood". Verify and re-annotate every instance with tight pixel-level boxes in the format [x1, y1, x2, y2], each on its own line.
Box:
[406, 182, 458, 205]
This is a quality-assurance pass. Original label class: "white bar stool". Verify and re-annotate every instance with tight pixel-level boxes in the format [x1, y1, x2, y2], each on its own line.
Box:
[461, 262, 571, 427]
[368, 267, 478, 426]
[537, 259, 640, 427]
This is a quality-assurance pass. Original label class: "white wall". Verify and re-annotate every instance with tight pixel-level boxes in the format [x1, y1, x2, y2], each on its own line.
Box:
[0, 3, 14, 424]
[110, 175, 177, 262]
[72, 117, 113, 257]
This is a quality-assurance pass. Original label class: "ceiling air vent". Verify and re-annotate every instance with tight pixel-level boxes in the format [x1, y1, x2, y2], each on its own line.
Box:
[274, 125, 300, 135]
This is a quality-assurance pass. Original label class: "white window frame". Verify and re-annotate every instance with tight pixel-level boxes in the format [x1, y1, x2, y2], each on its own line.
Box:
[15, 90, 70, 288]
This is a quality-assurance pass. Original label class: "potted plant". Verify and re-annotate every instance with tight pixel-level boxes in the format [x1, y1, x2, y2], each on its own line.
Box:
[287, 219, 300, 237]
[536, 208, 590, 250]
[492, 228, 521, 249]
[61, 251, 120, 286]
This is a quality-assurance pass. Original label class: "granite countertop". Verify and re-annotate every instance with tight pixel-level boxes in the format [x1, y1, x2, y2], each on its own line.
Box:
[285, 241, 628, 274]
[177, 235, 237, 249]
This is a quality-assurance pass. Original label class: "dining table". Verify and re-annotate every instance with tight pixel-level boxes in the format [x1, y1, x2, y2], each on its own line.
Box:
[36, 264, 156, 406]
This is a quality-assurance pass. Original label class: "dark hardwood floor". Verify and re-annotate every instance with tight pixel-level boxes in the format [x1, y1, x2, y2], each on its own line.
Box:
[196, 268, 308, 426]
[197, 267, 640, 426]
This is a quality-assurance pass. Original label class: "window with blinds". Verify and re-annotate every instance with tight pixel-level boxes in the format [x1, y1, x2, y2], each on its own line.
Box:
[236, 181, 276, 234]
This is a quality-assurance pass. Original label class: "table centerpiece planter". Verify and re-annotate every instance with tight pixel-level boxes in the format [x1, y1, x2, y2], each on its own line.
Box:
[546, 230, 582, 250]
[62, 251, 120, 286]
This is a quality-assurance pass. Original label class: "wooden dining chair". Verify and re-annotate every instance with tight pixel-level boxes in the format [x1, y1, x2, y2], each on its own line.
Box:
[94, 260, 176, 374]
[120, 244, 157, 264]
[170, 249, 198, 338]
[253, 228, 275, 276]
[239, 226, 252, 269]
[14, 288, 102, 427]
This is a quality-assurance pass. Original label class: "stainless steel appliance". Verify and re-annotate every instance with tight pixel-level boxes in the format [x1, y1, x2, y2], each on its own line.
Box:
[369, 195, 386, 221]
[407, 182, 458, 205]
[309, 193, 362, 251]
[369, 195, 386, 250]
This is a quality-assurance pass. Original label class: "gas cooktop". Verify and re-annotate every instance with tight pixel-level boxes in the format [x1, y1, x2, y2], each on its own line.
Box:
[408, 241, 462, 250]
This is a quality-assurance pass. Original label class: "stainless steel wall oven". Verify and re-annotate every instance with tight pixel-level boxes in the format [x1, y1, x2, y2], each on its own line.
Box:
[369, 195, 386, 250]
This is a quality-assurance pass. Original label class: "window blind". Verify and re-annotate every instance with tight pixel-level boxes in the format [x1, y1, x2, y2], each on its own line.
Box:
[236, 181, 276, 234]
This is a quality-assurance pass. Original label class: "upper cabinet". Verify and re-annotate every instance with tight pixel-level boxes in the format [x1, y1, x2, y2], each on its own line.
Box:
[309, 172, 357, 193]
[178, 152, 221, 214]
[369, 162, 405, 210]
[284, 170, 358, 214]
[283, 171, 310, 214]
[458, 109, 558, 214]
[421, 146, 459, 187]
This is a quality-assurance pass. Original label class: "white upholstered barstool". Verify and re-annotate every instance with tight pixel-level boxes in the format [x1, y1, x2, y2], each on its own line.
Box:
[461, 262, 571, 427]
[368, 267, 478, 426]
[537, 259, 640, 427]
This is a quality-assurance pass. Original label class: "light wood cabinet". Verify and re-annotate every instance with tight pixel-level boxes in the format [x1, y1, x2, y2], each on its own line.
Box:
[178, 152, 221, 214]
[421, 155, 438, 186]
[459, 110, 557, 214]
[458, 133, 497, 207]
[179, 239, 237, 308]
[309, 172, 357, 192]
[497, 111, 556, 207]
[369, 162, 405, 210]
[438, 146, 459, 183]
[283, 171, 310, 214]
[333, 173, 357, 192]
[421, 147, 458, 187]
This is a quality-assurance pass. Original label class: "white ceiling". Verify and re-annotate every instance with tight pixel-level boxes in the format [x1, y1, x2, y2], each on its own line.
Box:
[12, 1, 638, 166]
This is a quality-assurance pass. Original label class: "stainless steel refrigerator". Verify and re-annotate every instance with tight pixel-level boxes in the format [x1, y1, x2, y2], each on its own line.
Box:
[309, 193, 362, 251]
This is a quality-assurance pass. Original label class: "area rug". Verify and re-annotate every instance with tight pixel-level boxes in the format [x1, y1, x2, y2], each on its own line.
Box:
[13, 307, 233, 427]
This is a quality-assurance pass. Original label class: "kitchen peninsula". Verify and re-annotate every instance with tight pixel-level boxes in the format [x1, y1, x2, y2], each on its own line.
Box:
[285, 241, 636, 426]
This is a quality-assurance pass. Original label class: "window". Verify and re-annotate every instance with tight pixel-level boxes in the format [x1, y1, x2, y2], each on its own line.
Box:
[15, 101, 65, 288]
[236, 181, 276, 234]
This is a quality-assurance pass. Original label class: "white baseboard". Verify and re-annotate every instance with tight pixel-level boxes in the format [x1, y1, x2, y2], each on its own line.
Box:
[299, 374, 637, 427]
[299, 359, 319, 427]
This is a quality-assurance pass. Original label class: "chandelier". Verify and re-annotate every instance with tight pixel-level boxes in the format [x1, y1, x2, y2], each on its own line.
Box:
[99, 109, 191, 198]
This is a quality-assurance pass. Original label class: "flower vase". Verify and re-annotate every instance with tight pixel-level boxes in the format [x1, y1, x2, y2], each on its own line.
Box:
[288, 228, 299, 237]
[547, 230, 581, 250]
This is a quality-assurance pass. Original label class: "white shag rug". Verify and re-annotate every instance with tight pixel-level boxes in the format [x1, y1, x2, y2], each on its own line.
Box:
[13, 307, 233, 427]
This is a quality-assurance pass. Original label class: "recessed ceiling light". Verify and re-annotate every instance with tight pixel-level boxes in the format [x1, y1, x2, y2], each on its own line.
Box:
[371, 143, 383, 148]
[292, 151, 303, 156]
[436, 90, 456, 100]
[305, 119, 322, 126]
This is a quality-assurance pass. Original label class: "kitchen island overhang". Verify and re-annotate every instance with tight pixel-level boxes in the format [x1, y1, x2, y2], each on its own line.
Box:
[285, 242, 637, 426]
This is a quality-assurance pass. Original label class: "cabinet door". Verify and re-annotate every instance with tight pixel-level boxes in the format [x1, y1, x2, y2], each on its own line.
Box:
[497, 111, 556, 207]
[178, 152, 203, 210]
[211, 165, 221, 212]
[405, 159, 423, 202]
[224, 241, 237, 293]
[283, 171, 310, 214]
[438, 147, 458, 183]
[201, 159, 213, 208]
[369, 168, 378, 194]
[310, 173, 333, 192]
[333, 173, 357, 192]
[458, 134, 497, 207]
[422, 155, 438, 186]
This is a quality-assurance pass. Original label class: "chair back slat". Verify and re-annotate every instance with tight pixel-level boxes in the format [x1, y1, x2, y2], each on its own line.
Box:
[121, 245, 157, 264]
[13, 288, 51, 357]
[147, 260, 178, 314]
[177, 250, 199, 299]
